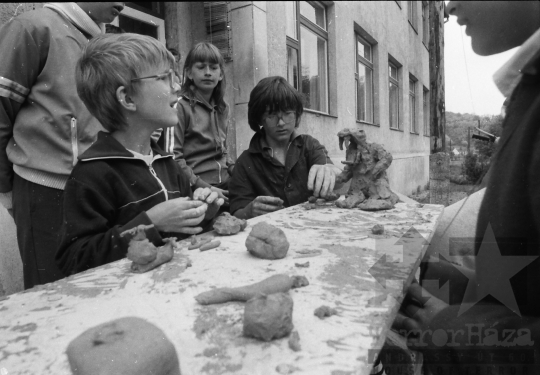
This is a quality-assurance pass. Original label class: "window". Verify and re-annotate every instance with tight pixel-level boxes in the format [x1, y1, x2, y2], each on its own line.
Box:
[356, 36, 374, 123]
[423, 88, 430, 136]
[409, 76, 417, 133]
[422, 1, 429, 45]
[408, 1, 418, 31]
[389, 62, 400, 129]
[111, 5, 165, 42]
[286, 1, 329, 113]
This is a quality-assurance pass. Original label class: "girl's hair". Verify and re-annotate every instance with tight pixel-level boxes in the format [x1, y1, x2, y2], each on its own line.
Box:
[180, 42, 227, 113]
[247, 76, 304, 132]
[76, 33, 175, 132]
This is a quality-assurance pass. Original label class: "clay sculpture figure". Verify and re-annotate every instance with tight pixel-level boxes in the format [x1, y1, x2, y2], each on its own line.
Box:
[334, 129, 399, 211]
[195, 274, 309, 305]
[245, 222, 289, 259]
[67, 317, 180, 375]
[288, 330, 302, 351]
[120, 225, 175, 273]
[243, 292, 294, 341]
[213, 212, 247, 235]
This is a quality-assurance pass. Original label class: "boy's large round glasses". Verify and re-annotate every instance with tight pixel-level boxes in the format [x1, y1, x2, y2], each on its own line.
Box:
[131, 69, 175, 89]
[264, 111, 296, 126]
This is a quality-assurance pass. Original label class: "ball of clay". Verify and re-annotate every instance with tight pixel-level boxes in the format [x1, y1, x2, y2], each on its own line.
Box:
[67, 317, 180, 375]
[127, 239, 157, 265]
[372, 224, 385, 235]
[245, 222, 289, 260]
[243, 293, 294, 341]
[213, 212, 247, 235]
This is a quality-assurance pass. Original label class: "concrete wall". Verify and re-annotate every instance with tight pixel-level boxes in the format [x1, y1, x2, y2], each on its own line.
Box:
[228, 1, 432, 195]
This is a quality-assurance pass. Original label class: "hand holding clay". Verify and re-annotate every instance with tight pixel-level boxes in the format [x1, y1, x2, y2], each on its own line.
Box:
[243, 292, 294, 342]
[245, 222, 289, 259]
[195, 274, 309, 305]
[210, 186, 229, 204]
[247, 196, 284, 219]
[146, 197, 206, 234]
[66, 317, 180, 375]
[307, 164, 338, 198]
[193, 187, 224, 220]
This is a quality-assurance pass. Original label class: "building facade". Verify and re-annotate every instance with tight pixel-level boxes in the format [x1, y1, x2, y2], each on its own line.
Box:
[0, 1, 444, 195]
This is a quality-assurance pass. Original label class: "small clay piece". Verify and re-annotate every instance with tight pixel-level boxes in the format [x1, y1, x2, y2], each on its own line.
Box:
[314, 305, 338, 319]
[294, 261, 310, 268]
[188, 236, 213, 250]
[213, 212, 247, 235]
[199, 240, 221, 252]
[304, 203, 317, 210]
[195, 274, 308, 305]
[131, 238, 175, 273]
[187, 243, 200, 250]
[308, 196, 317, 203]
[245, 222, 289, 260]
[66, 317, 180, 375]
[334, 128, 399, 211]
[243, 292, 294, 341]
[323, 191, 340, 202]
[121, 225, 175, 273]
[288, 330, 301, 352]
[291, 275, 309, 288]
[315, 198, 326, 206]
[372, 224, 385, 235]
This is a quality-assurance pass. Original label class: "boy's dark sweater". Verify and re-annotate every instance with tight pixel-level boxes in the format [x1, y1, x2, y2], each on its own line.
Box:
[421, 50, 540, 373]
[56, 131, 192, 276]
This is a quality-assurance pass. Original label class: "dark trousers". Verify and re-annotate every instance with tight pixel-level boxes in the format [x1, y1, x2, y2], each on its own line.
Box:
[12, 174, 64, 289]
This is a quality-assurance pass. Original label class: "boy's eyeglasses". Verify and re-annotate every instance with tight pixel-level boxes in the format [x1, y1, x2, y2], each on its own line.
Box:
[264, 111, 296, 126]
[131, 69, 175, 89]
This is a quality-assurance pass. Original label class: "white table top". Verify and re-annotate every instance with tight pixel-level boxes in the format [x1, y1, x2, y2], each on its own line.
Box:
[0, 202, 443, 375]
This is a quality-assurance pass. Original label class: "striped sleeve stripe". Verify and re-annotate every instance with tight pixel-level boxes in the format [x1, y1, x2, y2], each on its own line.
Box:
[0, 77, 29, 103]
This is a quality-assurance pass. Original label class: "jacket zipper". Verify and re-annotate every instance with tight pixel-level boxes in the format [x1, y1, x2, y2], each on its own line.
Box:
[71, 117, 78, 166]
[148, 164, 169, 200]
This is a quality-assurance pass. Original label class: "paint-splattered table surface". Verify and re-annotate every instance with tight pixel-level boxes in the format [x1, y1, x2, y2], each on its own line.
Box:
[0, 202, 443, 375]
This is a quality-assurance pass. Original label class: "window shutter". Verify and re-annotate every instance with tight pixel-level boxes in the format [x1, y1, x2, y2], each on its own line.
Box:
[204, 2, 232, 61]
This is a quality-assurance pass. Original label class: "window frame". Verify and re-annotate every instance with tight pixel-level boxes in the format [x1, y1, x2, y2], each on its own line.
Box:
[409, 75, 418, 134]
[355, 35, 374, 124]
[423, 87, 430, 137]
[388, 61, 401, 130]
[422, 1, 429, 47]
[110, 5, 165, 42]
[408, 1, 418, 32]
[286, 1, 329, 114]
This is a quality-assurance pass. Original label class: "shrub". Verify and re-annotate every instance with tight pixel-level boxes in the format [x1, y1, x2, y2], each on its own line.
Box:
[462, 153, 488, 183]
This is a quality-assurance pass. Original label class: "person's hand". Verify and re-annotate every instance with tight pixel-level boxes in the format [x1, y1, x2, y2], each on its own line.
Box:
[210, 186, 229, 204]
[146, 197, 207, 234]
[193, 187, 225, 219]
[308, 164, 337, 198]
[392, 281, 449, 349]
[246, 196, 284, 219]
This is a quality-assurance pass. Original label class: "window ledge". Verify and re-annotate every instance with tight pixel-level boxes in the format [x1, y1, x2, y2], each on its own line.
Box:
[410, 131, 420, 135]
[304, 109, 338, 119]
[390, 127, 404, 132]
[424, 134, 430, 138]
[356, 120, 379, 127]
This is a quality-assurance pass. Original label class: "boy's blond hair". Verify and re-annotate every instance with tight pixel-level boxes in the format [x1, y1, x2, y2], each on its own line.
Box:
[76, 33, 175, 132]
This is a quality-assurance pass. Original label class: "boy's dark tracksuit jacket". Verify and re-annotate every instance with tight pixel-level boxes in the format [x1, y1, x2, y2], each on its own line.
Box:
[56, 131, 192, 276]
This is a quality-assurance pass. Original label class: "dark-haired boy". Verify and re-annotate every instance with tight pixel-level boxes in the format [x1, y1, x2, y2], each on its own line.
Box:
[229, 76, 342, 219]
[56, 33, 223, 275]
